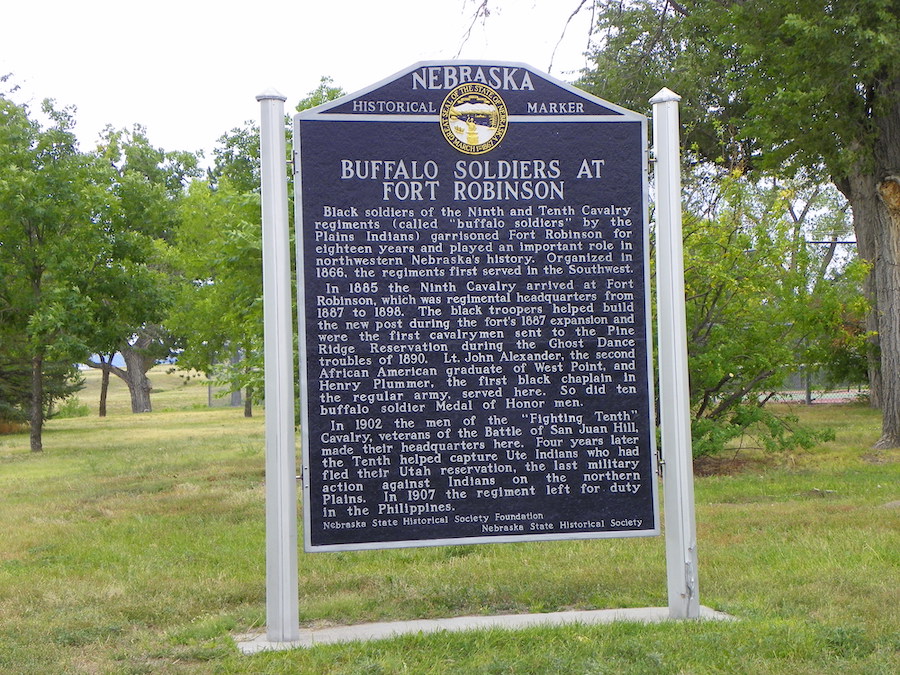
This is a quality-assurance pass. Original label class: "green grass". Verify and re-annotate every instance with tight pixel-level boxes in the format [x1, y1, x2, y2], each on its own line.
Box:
[0, 376, 897, 673]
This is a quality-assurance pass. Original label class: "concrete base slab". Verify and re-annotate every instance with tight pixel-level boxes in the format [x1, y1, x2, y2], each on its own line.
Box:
[236, 606, 732, 654]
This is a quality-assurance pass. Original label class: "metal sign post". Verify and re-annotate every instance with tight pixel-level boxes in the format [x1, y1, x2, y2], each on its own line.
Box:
[257, 89, 300, 642]
[651, 88, 701, 619]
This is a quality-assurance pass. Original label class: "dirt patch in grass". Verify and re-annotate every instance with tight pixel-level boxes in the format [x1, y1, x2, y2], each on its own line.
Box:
[861, 449, 900, 464]
[693, 453, 775, 476]
[795, 488, 839, 498]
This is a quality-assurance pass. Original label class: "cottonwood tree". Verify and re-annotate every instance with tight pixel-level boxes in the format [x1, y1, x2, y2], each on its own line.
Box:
[83, 126, 200, 414]
[560, 0, 900, 448]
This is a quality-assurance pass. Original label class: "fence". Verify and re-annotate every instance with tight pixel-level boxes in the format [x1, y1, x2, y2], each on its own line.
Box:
[774, 371, 868, 404]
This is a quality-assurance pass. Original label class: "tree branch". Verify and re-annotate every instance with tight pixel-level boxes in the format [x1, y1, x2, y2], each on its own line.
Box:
[665, 0, 690, 17]
[84, 355, 128, 382]
[709, 368, 777, 419]
[456, 0, 492, 58]
[549, 0, 593, 74]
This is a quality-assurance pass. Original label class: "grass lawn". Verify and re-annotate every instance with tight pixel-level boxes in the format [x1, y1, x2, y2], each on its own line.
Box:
[0, 368, 897, 673]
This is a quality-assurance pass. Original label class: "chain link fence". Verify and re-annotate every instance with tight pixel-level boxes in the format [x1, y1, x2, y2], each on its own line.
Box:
[774, 371, 868, 404]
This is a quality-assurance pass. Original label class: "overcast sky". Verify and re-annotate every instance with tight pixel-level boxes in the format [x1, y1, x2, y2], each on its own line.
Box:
[3, 1, 594, 159]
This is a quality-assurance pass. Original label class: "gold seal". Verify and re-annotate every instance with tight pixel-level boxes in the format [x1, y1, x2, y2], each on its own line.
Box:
[440, 83, 508, 154]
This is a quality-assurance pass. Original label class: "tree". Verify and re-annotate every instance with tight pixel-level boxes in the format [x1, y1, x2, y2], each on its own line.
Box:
[173, 113, 271, 413]
[208, 76, 344, 193]
[83, 126, 200, 414]
[573, 0, 900, 447]
[208, 122, 260, 194]
[0, 96, 113, 449]
[296, 76, 345, 112]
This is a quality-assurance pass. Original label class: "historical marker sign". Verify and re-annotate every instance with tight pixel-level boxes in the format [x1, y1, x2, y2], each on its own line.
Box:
[294, 62, 659, 551]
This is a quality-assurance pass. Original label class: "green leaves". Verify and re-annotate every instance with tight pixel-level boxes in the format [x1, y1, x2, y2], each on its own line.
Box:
[673, 174, 859, 456]
[167, 179, 264, 396]
[581, 0, 900, 175]
[0, 97, 108, 434]
[0, 93, 200, 433]
[171, 77, 346, 405]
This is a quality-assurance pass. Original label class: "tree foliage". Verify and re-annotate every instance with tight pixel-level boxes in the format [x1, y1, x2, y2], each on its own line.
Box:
[296, 76, 345, 112]
[677, 175, 864, 457]
[0, 88, 202, 442]
[0, 96, 113, 448]
[1, 75, 345, 442]
[169, 77, 345, 413]
[82, 126, 200, 414]
[570, 0, 900, 447]
[168, 180, 263, 412]
[579, 0, 899, 173]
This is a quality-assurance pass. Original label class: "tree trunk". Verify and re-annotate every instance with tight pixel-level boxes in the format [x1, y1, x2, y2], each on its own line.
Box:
[874, 176, 900, 448]
[244, 387, 253, 418]
[842, 172, 900, 448]
[29, 354, 43, 452]
[98, 354, 111, 417]
[840, 76, 900, 448]
[120, 345, 153, 413]
[871, 76, 900, 449]
[841, 170, 884, 409]
[85, 338, 161, 415]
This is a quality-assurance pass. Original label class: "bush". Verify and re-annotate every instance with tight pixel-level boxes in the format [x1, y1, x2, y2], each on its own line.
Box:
[52, 397, 90, 419]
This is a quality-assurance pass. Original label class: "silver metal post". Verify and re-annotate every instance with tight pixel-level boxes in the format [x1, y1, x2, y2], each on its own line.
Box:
[257, 89, 299, 642]
[651, 88, 701, 619]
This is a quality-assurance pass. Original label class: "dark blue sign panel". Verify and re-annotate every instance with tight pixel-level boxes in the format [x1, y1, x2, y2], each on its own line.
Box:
[294, 62, 658, 550]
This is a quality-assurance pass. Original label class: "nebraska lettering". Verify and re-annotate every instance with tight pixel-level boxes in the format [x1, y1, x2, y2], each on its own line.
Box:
[411, 66, 535, 91]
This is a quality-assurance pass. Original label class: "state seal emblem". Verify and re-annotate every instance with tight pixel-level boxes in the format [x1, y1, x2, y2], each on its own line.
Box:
[440, 83, 508, 154]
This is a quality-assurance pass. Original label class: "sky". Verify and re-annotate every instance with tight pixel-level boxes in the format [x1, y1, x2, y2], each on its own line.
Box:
[2, 1, 595, 161]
